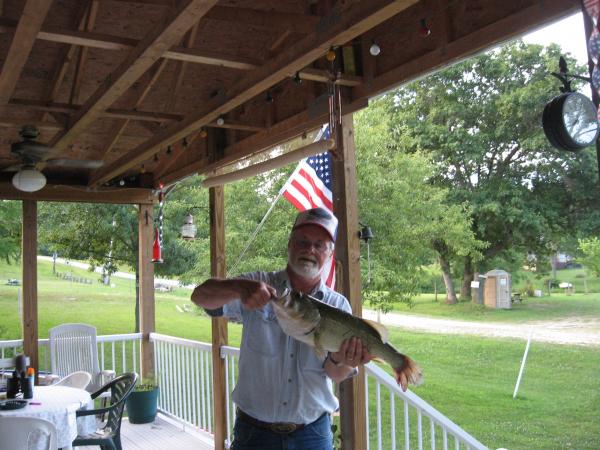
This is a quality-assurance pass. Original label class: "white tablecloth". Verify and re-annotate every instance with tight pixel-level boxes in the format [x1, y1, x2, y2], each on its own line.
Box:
[0, 385, 97, 449]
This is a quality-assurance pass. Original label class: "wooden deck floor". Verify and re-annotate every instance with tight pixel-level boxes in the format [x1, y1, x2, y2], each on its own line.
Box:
[77, 415, 215, 450]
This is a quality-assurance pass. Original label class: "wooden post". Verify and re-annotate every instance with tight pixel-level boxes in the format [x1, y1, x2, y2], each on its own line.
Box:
[332, 114, 367, 450]
[138, 204, 155, 379]
[210, 186, 228, 450]
[22, 200, 38, 378]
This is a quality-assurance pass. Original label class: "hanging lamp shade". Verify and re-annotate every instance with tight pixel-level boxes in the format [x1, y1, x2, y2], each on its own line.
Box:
[12, 168, 46, 192]
[152, 228, 163, 263]
[181, 214, 197, 240]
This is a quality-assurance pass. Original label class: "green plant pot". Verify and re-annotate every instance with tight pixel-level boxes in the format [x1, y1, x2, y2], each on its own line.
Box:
[125, 387, 159, 424]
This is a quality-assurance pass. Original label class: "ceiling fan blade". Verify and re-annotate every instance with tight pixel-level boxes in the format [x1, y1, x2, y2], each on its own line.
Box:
[1, 164, 21, 172]
[44, 159, 104, 169]
[11, 140, 59, 161]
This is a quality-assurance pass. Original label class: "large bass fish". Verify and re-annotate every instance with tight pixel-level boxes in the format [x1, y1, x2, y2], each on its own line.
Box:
[272, 290, 423, 391]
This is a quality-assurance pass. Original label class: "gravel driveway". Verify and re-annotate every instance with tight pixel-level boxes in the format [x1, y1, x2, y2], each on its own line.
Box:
[362, 309, 600, 347]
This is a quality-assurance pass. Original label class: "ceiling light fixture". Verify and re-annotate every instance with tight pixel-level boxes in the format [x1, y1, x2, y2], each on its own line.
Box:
[11, 167, 46, 192]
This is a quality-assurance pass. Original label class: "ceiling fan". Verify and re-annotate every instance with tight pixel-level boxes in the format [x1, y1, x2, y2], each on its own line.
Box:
[3, 125, 104, 192]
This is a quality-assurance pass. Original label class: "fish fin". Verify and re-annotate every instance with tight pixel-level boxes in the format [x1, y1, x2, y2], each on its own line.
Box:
[363, 319, 389, 343]
[313, 330, 327, 360]
[371, 356, 385, 364]
[393, 356, 423, 392]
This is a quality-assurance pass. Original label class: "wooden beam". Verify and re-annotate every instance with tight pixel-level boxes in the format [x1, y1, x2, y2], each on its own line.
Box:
[0, 0, 53, 105]
[69, 1, 99, 105]
[0, 17, 261, 70]
[156, 98, 367, 187]
[89, 0, 417, 186]
[43, 1, 90, 118]
[99, 59, 170, 161]
[299, 68, 363, 87]
[209, 185, 228, 450]
[50, 0, 218, 151]
[139, 203, 155, 379]
[0, 120, 62, 132]
[204, 5, 320, 35]
[21, 200, 39, 376]
[0, 182, 155, 203]
[9, 98, 183, 123]
[353, 0, 580, 100]
[165, 24, 198, 113]
[332, 114, 366, 450]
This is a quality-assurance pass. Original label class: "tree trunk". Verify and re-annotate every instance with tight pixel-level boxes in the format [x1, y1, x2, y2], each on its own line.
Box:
[439, 255, 457, 304]
[550, 254, 558, 279]
[432, 239, 457, 304]
[460, 257, 474, 301]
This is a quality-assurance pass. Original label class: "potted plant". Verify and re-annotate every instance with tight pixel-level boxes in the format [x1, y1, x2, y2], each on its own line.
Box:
[125, 375, 159, 424]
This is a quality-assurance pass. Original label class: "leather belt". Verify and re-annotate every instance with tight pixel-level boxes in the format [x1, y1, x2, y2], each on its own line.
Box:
[236, 409, 307, 434]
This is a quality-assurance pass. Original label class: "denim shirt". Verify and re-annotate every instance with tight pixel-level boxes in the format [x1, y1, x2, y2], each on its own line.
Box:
[220, 270, 352, 424]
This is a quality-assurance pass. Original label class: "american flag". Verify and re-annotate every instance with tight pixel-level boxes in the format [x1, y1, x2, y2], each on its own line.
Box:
[281, 125, 336, 288]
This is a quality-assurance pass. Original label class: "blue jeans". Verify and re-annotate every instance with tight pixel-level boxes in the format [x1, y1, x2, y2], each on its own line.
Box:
[231, 413, 333, 450]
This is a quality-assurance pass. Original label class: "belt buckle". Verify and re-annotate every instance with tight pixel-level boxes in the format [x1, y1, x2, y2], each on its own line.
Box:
[270, 422, 297, 434]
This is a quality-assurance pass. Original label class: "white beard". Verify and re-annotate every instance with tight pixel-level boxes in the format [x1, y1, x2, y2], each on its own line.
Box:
[288, 257, 323, 279]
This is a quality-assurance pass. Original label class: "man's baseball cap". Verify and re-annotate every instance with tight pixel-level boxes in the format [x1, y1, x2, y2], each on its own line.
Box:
[292, 207, 338, 242]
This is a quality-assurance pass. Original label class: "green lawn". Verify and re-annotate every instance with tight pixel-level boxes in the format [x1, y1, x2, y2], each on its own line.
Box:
[372, 291, 600, 323]
[1, 260, 599, 449]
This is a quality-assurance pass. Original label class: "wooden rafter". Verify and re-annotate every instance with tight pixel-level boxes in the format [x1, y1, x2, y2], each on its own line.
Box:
[49, 0, 218, 151]
[98, 58, 170, 162]
[0, 17, 263, 70]
[89, 0, 418, 187]
[0, 0, 52, 105]
[0, 18, 365, 83]
[69, 0, 99, 105]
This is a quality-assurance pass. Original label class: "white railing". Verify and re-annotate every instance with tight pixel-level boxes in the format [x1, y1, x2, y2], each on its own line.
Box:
[365, 364, 487, 450]
[0, 333, 143, 375]
[150, 333, 214, 434]
[1, 334, 488, 449]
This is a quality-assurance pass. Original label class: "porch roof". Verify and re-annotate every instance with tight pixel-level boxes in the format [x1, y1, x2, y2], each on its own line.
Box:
[0, 0, 579, 203]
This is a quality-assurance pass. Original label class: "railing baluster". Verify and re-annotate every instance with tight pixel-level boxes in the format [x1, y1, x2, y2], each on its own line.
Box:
[431, 420, 436, 450]
[418, 408, 423, 450]
[443, 428, 448, 450]
[404, 399, 410, 450]
[376, 381, 382, 450]
[122, 341, 126, 372]
[391, 390, 396, 450]
[365, 371, 370, 450]
[111, 341, 115, 372]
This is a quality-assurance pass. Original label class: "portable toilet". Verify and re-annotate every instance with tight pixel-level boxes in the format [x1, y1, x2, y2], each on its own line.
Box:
[484, 269, 511, 309]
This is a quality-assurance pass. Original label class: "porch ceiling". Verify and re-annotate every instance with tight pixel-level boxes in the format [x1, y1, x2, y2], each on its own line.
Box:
[0, 0, 579, 203]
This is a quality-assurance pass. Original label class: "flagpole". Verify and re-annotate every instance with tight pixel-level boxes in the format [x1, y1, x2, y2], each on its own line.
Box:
[227, 189, 285, 277]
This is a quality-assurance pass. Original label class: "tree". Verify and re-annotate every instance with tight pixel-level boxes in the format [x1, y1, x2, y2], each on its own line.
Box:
[383, 41, 594, 298]
[578, 237, 600, 277]
[354, 99, 483, 306]
[0, 200, 21, 263]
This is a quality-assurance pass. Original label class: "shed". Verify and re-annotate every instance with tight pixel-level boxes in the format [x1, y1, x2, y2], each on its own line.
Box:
[484, 269, 511, 309]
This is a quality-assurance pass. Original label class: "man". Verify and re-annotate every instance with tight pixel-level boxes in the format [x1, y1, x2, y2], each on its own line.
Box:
[191, 207, 372, 450]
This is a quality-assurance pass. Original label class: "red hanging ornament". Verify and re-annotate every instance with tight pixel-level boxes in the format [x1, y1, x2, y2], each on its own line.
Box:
[152, 228, 163, 263]
[419, 18, 431, 37]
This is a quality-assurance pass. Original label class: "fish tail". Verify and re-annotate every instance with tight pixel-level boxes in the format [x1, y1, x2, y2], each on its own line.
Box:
[393, 356, 423, 391]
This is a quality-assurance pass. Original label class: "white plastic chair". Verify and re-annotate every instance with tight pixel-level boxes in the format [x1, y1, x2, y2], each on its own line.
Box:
[0, 416, 58, 450]
[49, 324, 115, 394]
[53, 370, 92, 390]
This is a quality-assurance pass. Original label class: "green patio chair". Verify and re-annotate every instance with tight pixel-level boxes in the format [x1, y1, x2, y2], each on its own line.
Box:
[72, 372, 138, 450]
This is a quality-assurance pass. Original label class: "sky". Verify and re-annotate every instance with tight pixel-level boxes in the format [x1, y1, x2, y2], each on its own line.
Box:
[523, 12, 588, 65]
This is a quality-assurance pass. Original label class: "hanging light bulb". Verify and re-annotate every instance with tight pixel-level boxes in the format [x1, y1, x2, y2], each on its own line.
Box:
[182, 137, 189, 148]
[369, 40, 381, 56]
[419, 18, 431, 37]
[166, 145, 172, 155]
[326, 48, 336, 62]
[199, 129, 208, 138]
[293, 72, 303, 85]
[216, 115, 225, 126]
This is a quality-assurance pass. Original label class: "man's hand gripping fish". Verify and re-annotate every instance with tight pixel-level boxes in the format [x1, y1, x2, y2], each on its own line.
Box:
[271, 290, 423, 391]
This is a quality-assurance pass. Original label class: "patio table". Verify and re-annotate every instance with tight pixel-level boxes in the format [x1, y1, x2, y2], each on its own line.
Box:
[0, 385, 96, 450]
